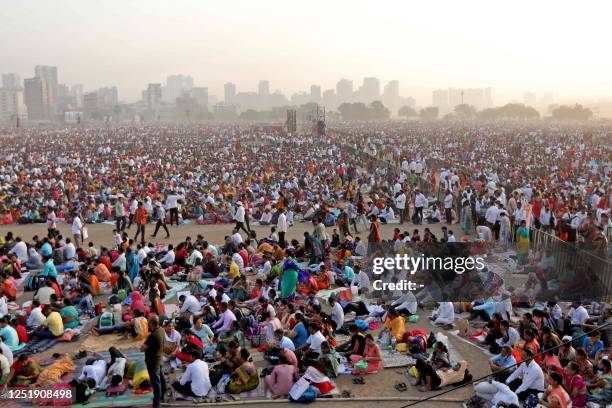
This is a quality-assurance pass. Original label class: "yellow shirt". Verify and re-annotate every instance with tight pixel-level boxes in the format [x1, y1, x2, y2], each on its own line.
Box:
[44, 311, 64, 337]
[229, 261, 240, 279]
[384, 316, 406, 341]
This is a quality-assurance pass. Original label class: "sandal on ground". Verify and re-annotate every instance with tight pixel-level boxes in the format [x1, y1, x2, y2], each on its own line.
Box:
[394, 382, 407, 392]
[352, 376, 365, 384]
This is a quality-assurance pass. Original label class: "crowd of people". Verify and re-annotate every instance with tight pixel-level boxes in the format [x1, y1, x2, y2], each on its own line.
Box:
[0, 122, 610, 408]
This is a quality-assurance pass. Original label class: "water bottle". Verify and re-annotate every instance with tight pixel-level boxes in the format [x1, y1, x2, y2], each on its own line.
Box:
[391, 337, 397, 353]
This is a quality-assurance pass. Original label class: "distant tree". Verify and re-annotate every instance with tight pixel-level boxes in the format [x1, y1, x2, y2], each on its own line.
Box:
[454, 104, 477, 119]
[398, 105, 417, 118]
[338, 102, 369, 120]
[239, 109, 260, 121]
[551, 104, 593, 120]
[419, 106, 439, 120]
[477, 103, 539, 120]
[368, 101, 390, 119]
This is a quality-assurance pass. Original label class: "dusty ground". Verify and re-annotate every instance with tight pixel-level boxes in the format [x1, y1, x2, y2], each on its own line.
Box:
[0, 219, 458, 249]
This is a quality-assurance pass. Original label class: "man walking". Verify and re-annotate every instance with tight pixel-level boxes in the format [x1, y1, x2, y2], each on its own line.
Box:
[142, 316, 166, 408]
[133, 201, 148, 245]
[151, 201, 170, 239]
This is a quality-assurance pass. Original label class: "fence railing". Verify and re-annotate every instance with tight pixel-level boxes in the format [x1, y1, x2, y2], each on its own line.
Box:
[526, 228, 612, 302]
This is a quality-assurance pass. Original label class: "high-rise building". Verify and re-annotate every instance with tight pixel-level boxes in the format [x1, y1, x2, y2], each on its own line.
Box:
[224, 82, 236, 105]
[362, 77, 380, 102]
[383, 80, 400, 115]
[146, 83, 162, 110]
[432, 89, 449, 114]
[336, 79, 353, 102]
[34, 65, 58, 112]
[71, 84, 84, 108]
[258, 80, 270, 97]
[2, 73, 21, 89]
[96, 86, 119, 106]
[322, 89, 336, 108]
[83, 92, 99, 118]
[523, 92, 537, 107]
[448, 88, 462, 110]
[24, 77, 52, 120]
[0, 88, 27, 124]
[310, 85, 321, 103]
[191, 87, 209, 107]
[164, 74, 193, 103]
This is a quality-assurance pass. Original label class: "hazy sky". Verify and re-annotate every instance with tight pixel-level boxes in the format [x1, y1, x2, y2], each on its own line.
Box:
[2, 0, 611, 105]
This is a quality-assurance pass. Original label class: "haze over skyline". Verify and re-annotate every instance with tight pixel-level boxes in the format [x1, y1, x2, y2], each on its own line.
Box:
[2, 0, 611, 105]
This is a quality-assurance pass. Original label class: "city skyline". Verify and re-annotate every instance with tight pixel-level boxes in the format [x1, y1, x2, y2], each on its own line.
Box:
[1, 0, 611, 105]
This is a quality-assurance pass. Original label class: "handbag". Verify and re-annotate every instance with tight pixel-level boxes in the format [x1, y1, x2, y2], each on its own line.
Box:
[354, 359, 368, 372]
[82, 227, 89, 240]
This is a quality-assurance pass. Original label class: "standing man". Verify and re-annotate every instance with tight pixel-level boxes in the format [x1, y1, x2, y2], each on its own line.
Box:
[127, 196, 138, 229]
[133, 202, 148, 245]
[115, 197, 126, 232]
[46, 206, 57, 238]
[151, 202, 170, 239]
[142, 315, 166, 408]
[395, 189, 407, 225]
[414, 188, 426, 224]
[444, 190, 454, 225]
[166, 190, 179, 226]
[71, 211, 84, 249]
[277, 208, 287, 249]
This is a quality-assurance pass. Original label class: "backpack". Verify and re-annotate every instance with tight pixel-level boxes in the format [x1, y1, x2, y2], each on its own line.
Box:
[98, 311, 115, 329]
[289, 386, 317, 403]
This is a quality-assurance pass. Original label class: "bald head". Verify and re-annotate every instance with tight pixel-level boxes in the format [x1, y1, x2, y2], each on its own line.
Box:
[148, 315, 160, 329]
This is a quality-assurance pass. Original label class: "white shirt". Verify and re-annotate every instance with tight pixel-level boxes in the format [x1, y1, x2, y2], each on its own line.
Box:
[568, 305, 589, 326]
[234, 205, 245, 223]
[277, 213, 287, 232]
[231, 232, 243, 247]
[444, 194, 453, 209]
[71, 216, 83, 235]
[306, 331, 326, 353]
[64, 242, 76, 260]
[180, 295, 202, 314]
[27, 306, 46, 328]
[180, 359, 211, 397]
[160, 250, 175, 264]
[485, 206, 500, 224]
[166, 194, 179, 209]
[506, 360, 545, 394]
[447, 234, 456, 243]
[433, 302, 455, 324]
[330, 302, 345, 329]
[395, 193, 406, 210]
[78, 359, 107, 386]
[491, 381, 520, 406]
[9, 241, 28, 263]
[415, 193, 427, 208]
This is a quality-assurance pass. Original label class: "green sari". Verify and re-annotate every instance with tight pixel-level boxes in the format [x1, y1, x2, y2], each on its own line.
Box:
[281, 268, 298, 299]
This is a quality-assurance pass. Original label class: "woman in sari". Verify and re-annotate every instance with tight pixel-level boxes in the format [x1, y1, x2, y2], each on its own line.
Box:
[126, 247, 139, 281]
[280, 258, 299, 300]
[516, 220, 530, 265]
[227, 349, 259, 394]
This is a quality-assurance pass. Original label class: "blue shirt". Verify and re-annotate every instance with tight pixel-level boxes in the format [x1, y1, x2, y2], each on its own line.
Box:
[472, 299, 496, 319]
[582, 337, 604, 358]
[292, 322, 308, 348]
[490, 353, 516, 369]
[40, 259, 58, 278]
